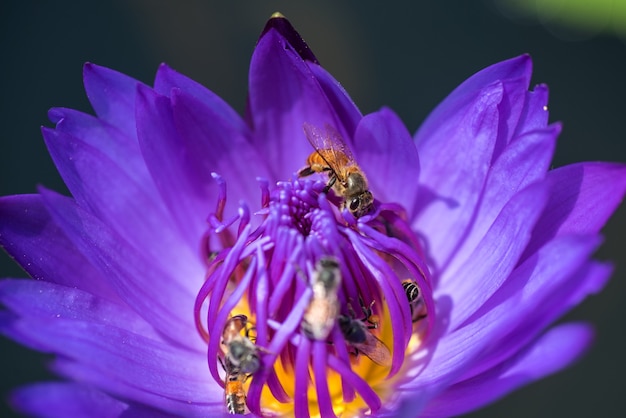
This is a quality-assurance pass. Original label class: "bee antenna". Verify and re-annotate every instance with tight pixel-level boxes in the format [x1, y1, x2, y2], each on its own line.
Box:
[360, 298, 378, 329]
[346, 298, 357, 318]
[245, 325, 257, 342]
[218, 355, 227, 373]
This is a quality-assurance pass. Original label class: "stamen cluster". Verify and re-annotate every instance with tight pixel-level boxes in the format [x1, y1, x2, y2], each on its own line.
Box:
[194, 176, 434, 416]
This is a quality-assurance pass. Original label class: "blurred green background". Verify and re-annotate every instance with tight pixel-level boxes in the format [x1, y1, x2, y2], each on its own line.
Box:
[1, 1, 625, 417]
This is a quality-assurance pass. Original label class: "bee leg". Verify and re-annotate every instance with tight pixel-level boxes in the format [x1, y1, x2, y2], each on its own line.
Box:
[245, 325, 257, 343]
[346, 299, 358, 318]
[358, 297, 378, 329]
[207, 250, 219, 263]
[323, 175, 337, 193]
[218, 355, 231, 378]
[298, 166, 315, 177]
[413, 314, 427, 323]
[350, 346, 361, 358]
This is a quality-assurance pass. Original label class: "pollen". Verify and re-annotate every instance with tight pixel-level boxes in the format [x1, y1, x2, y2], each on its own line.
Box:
[194, 177, 433, 417]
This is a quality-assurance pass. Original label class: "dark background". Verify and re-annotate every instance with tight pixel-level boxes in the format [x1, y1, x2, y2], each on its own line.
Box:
[1, 1, 625, 417]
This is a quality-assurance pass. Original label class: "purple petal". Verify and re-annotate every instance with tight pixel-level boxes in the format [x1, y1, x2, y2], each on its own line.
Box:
[259, 14, 319, 64]
[464, 260, 611, 380]
[415, 55, 532, 151]
[11, 382, 204, 418]
[47, 108, 150, 188]
[412, 82, 502, 272]
[490, 61, 537, 159]
[170, 89, 270, 225]
[401, 234, 600, 395]
[83, 63, 144, 138]
[513, 84, 550, 138]
[52, 359, 225, 418]
[38, 188, 202, 350]
[153, 63, 247, 134]
[135, 84, 211, 247]
[442, 125, 558, 280]
[422, 323, 593, 417]
[11, 383, 129, 418]
[248, 26, 352, 180]
[261, 16, 361, 137]
[1, 315, 219, 412]
[41, 127, 198, 280]
[523, 162, 626, 259]
[0, 279, 160, 340]
[440, 182, 548, 330]
[307, 63, 362, 135]
[354, 107, 420, 212]
[0, 195, 117, 300]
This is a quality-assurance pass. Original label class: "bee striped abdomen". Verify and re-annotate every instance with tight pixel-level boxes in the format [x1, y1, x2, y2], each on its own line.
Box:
[402, 279, 427, 322]
[225, 379, 247, 415]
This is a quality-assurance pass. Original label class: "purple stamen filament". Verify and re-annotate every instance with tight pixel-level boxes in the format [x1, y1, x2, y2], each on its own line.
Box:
[194, 176, 433, 417]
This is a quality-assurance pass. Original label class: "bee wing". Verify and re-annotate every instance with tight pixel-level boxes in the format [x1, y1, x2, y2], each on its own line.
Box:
[302, 123, 357, 172]
[225, 315, 247, 334]
[354, 333, 392, 368]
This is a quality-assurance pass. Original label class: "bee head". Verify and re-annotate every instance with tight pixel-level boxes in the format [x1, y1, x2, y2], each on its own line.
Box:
[316, 257, 340, 290]
[346, 191, 374, 218]
[338, 315, 367, 344]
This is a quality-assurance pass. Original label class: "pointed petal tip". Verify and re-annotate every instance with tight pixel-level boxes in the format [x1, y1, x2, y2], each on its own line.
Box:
[47, 108, 62, 124]
[513, 53, 532, 66]
[135, 82, 155, 102]
[40, 126, 55, 141]
[259, 12, 319, 64]
[157, 62, 173, 75]
[155, 62, 175, 89]
[504, 53, 533, 78]
[531, 83, 550, 106]
[481, 54, 533, 85]
[82, 62, 103, 80]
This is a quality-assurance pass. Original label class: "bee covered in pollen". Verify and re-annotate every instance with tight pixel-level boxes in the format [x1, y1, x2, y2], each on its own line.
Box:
[301, 256, 342, 341]
[338, 300, 392, 368]
[402, 279, 427, 323]
[222, 358, 249, 415]
[298, 123, 374, 218]
[220, 315, 260, 414]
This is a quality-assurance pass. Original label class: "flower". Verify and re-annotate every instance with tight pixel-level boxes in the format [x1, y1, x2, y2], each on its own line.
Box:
[1, 12, 625, 418]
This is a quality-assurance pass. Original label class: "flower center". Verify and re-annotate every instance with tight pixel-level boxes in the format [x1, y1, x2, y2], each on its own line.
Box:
[194, 175, 434, 417]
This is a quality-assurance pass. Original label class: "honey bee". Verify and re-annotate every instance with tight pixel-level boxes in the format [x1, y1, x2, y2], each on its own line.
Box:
[298, 123, 374, 218]
[338, 301, 391, 368]
[221, 358, 248, 415]
[221, 314, 261, 374]
[220, 315, 260, 415]
[301, 257, 342, 340]
[402, 279, 427, 323]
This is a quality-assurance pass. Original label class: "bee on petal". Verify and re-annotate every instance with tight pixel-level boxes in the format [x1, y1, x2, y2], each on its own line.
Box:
[220, 315, 260, 414]
[298, 123, 374, 218]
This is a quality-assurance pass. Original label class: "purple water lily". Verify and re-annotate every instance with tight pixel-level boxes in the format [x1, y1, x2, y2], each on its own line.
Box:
[1, 13, 625, 418]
